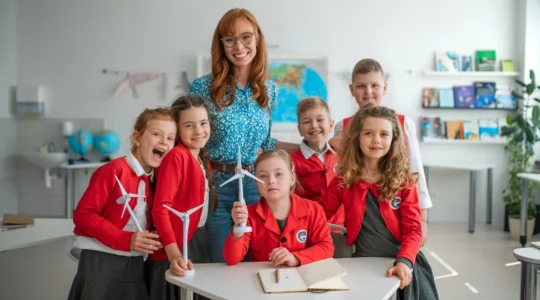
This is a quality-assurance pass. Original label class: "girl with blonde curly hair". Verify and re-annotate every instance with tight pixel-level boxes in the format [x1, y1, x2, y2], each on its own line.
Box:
[322, 104, 438, 299]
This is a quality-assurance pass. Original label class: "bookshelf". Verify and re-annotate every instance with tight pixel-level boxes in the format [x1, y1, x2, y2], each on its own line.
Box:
[422, 70, 520, 77]
[421, 139, 507, 145]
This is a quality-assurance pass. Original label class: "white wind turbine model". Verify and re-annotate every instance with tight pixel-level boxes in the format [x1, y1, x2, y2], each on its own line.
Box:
[163, 203, 206, 276]
[114, 175, 147, 258]
[219, 147, 264, 233]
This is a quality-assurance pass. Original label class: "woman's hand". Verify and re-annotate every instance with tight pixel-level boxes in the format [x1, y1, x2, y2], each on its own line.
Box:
[269, 247, 300, 267]
[386, 262, 412, 289]
[130, 230, 162, 254]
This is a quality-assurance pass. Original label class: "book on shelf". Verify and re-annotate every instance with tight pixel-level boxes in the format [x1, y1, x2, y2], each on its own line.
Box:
[438, 88, 455, 108]
[257, 258, 349, 294]
[435, 51, 458, 72]
[453, 85, 475, 108]
[478, 119, 501, 140]
[458, 54, 473, 72]
[500, 59, 515, 72]
[421, 117, 444, 140]
[422, 88, 439, 107]
[445, 121, 464, 139]
[476, 50, 497, 71]
[495, 86, 517, 109]
[462, 120, 480, 140]
[474, 81, 497, 108]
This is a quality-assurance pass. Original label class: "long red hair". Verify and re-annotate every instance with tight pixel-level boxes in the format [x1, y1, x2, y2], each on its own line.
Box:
[210, 8, 270, 110]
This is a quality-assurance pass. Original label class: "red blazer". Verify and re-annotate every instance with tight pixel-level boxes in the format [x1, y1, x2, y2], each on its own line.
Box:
[150, 143, 206, 261]
[322, 178, 422, 265]
[223, 193, 334, 266]
[73, 157, 153, 252]
[291, 149, 344, 227]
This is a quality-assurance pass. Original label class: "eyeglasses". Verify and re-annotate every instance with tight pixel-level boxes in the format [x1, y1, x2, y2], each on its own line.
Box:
[220, 32, 255, 48]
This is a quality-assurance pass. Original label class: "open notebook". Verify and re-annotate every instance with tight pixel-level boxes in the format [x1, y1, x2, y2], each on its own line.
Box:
[257, 258, 349, 294]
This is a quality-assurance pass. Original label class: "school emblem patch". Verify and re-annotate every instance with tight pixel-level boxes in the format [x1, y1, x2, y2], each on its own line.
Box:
[296, 229, 307, 243]
[390, 197, 401, 210]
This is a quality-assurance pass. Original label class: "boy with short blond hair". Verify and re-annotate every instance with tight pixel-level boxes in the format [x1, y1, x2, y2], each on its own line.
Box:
[292, 97, 344, 228]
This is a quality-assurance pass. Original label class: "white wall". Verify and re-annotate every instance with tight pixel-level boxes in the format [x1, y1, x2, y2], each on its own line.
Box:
[14, 0, 522, 223]
[0, 0, 17, 117]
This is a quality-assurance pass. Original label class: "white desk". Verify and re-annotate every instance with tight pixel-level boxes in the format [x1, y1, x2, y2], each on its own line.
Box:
[60, 162, 105, 218]
[514, 247, 540, 300]
[166, 257, 399, 300]
[517, 173, 540, 246]
[0, 218, 74, 252]
[423, 163, 494, 233]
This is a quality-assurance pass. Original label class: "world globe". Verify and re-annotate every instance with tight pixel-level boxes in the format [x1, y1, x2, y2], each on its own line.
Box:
[94, 130, 121, 161]
[68, 129, 94, 159]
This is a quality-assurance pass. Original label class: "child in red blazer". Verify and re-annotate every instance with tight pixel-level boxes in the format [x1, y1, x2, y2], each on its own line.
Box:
[68, 108, 177, 300]
[145, 95, 216, 300]
[322, 105, 438, 299]
[290, 97, 344, 229]
[223, 149, 334, 267]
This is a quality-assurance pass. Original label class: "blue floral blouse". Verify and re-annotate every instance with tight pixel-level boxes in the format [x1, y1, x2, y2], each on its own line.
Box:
[188, 74, 278, 165]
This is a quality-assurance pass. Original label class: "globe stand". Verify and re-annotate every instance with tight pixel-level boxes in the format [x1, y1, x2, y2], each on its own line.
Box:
[74, 156, 90, 164]
[100, 156, 112, 162]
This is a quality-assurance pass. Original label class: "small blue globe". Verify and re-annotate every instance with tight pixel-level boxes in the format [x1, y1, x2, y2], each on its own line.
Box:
[69, 130, 94, 156]
[94, 130, 121, 156]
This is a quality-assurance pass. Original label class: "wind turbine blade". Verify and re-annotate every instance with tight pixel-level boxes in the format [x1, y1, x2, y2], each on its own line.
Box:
[115, 196, 125, 204]
[243, 171, 264, 183]
[114, 175, 128, 196]
[186, 203, 206, 215]
[121, 198, 130, 219]
[163, 204, 186, 219]
[127, 193, 146, 198]
[219, 173, 242, 187]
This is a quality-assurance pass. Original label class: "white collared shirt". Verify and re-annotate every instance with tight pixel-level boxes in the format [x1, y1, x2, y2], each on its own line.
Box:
[299, 141, 335, 164]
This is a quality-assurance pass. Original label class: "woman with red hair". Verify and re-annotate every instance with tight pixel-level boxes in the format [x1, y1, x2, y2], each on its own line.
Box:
[189, 8, 296, 263]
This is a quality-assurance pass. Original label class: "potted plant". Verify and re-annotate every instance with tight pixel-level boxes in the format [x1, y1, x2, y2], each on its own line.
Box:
[501, 70, 540, 240]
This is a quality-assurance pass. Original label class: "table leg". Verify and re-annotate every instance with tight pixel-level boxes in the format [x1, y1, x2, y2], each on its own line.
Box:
[520, 262, 537, 300]
[469, 171, 477, 233]
[520, 179, 529, 247]
[67, 170, 74, 219]
[180, 287, 193, 300]
[64, 169, 69, 218]
[424, 166, 429, 188]
[487, 167, 493, 224]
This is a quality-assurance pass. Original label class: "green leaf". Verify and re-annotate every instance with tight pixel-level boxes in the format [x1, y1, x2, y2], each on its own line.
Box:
[535, 98, 540, 104]
[531, 70, 537, 89]
[501, 125, 518, 136]
[506, 115, 513, 125]
[527, 83, 535, 95]
[516, 114, 526, 127]
[534, 106, 540, 121]
[513, 91, 525, 99]
[525, 127, 535, 143]
[513, 132, 525, 142]
[516, 79, 527, 87]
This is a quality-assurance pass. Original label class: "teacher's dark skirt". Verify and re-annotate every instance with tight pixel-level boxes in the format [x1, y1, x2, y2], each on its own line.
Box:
[145, 227, 211, 300]
[68, 249, 149, 300]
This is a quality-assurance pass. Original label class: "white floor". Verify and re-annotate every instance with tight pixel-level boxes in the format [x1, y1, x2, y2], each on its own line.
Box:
[0, 222, 530, 300]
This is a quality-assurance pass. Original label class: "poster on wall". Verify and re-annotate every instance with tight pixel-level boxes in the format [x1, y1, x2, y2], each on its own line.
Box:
[196, 54, 329, 131]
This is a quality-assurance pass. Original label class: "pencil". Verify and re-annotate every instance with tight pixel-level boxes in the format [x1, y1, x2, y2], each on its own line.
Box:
[275, 268, 280, 283]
